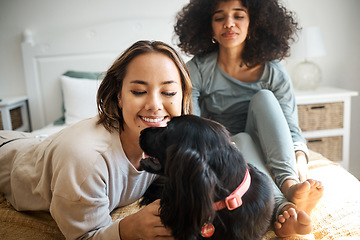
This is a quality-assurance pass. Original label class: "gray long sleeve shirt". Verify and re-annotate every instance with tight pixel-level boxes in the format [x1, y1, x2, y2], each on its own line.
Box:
[187, 52, 308, 153]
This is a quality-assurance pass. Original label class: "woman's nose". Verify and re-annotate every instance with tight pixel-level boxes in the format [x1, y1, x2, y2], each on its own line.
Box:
[224, 17, 235, 28]
[145, 94, 163, 111]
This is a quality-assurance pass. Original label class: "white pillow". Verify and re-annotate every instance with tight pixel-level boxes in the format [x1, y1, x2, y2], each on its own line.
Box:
[60, 75, 101, 125]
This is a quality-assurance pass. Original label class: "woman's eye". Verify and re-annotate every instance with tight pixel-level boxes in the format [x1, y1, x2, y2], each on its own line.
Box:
[214, 17, 224, 22]
[131, 90, 146, 95]
[213, 14, 224, 21]
[235, 15, 245, 19]
[163, 92, 177, 96]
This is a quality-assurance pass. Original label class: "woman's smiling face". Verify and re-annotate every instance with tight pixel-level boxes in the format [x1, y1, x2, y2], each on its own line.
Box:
[118, 52, 183, 140]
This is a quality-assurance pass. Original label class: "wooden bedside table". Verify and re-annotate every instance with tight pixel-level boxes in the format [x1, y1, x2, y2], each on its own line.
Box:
[295, 87, 358, 170]
[0, 96, 31, 132]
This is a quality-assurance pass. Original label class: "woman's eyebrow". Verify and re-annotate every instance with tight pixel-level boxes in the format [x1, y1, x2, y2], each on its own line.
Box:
[130, 80, 179, 85]
[162, 80, 179, 85]
[130, 80, 147, 85]
[234, 8, 247, 13]
[213, 8, 247, 15]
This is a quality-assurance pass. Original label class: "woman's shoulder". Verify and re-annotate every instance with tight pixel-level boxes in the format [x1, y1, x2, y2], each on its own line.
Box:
[50, 117, 118, 166]
[264, 60, 291, 80]
[50, 119, 123, 200]
[58, 117, 111, 141]
[187, 51, 218, 71]
[267, 60, 287, 72]
[187, 52, 218, 86]
[258, 61, 291, 90]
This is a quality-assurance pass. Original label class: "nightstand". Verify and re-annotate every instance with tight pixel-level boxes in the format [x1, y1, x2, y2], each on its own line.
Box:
[295, 87, 358, 170]
[0, 96, 31, 132]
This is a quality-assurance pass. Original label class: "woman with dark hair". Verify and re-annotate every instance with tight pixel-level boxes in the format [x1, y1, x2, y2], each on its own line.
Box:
[175, 0, 323, 237]
[0, 40, 192, 240]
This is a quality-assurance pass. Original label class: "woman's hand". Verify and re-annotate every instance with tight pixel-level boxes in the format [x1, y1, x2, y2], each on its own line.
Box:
[119, 199, 174, 240]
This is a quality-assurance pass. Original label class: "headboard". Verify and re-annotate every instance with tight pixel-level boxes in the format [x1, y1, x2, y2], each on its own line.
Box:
[21, 18, 183, 131]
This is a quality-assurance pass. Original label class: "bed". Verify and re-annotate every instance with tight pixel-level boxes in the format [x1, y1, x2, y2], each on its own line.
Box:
[1, 19, 360, 239]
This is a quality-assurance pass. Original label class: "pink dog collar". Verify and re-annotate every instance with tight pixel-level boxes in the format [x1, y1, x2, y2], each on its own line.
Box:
[213, 169, 251, 211]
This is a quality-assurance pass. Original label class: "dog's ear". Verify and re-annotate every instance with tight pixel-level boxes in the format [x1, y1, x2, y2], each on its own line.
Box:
[213, 164, 274, 240]
[160, 145, 217, 240]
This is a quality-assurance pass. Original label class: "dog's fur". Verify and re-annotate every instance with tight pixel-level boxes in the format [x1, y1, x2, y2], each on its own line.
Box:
[139, 115, 274, 240]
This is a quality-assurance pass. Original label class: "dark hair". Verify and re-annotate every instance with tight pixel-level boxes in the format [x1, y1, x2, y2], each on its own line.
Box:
[97, 40, 193, 132]
[140, 115, 274, 239]
[174, 0, 300, 67]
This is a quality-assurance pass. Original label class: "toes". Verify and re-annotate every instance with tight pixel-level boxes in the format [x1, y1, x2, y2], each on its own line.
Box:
[307, 179, 324, 192]
[309, 179, 319, 188]
[307, 179, 323, 189]
[316, 181, 324, 190]
[287, 208, 297, 217]
[282, 210, 290, 219]
[317, 185, 324, 191]
[307, 179, 315, 185]
[274, 221, 282, 229]
[297, 181, 311, 193]
[275, 208, 313, 237]
[278, 215, 286, 223]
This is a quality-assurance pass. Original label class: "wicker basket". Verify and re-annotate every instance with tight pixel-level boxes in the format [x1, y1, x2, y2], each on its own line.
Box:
[306, 136, 342, 162]
[0, 107, 23, 130]
[298, 102, 343, 131]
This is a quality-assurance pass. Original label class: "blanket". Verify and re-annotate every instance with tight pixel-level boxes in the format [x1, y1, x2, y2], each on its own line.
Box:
[1, 151, 360, 239]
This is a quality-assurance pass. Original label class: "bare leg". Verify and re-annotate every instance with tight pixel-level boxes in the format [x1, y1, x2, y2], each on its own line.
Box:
[274, 207, 312, 237]
[282, 179, 324, 215]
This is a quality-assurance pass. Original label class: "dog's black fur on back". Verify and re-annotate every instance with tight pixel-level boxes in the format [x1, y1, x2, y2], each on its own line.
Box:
[139, 115, 274, 240]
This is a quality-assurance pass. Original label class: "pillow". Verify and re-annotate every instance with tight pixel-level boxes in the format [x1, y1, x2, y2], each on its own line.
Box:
[63, 70, 103, 80]
[60, 75, 102, 125]
[55, 71, 105, 125]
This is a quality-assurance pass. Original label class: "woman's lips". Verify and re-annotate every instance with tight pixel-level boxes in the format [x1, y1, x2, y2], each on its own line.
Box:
[140, 116, 168, 127]
[222, 31, 238, 38]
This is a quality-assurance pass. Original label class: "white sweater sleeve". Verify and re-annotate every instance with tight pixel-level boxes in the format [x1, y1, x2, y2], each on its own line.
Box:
[50, 154, 120, 240]
[50, 194, 121, 240]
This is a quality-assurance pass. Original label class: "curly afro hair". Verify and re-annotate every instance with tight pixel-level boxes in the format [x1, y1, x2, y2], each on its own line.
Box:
[174, 0, 300, 67]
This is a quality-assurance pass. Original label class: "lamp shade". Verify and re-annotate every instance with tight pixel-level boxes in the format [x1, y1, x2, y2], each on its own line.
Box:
[292, 26, 326, 61]
[291, 26, 326, 90]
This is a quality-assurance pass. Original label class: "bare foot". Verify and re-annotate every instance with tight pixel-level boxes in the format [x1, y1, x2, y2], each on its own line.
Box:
[286, 179, 324, 215]
[274, 208, 312, 237]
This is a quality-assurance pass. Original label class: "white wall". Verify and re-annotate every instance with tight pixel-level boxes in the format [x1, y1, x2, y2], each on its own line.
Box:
[0, 0, 189, 97]
[1, 0, 359, 178]
[283, 0, 360, 179]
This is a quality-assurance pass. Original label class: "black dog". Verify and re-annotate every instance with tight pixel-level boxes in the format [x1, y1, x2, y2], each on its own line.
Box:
[139, 115, 274, 240]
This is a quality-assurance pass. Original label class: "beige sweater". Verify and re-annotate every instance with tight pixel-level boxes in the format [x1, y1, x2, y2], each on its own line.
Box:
[0, 117, 157, 240]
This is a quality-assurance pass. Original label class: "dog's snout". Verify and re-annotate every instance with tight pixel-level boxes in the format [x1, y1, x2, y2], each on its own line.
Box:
[139, 126, 168, 158]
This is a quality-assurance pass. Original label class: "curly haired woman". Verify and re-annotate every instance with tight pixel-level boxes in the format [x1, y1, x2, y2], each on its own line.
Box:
[175, 0, 324, 237]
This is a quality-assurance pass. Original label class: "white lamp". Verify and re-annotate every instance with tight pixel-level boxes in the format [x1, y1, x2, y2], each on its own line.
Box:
[291, 26, 326, 90]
